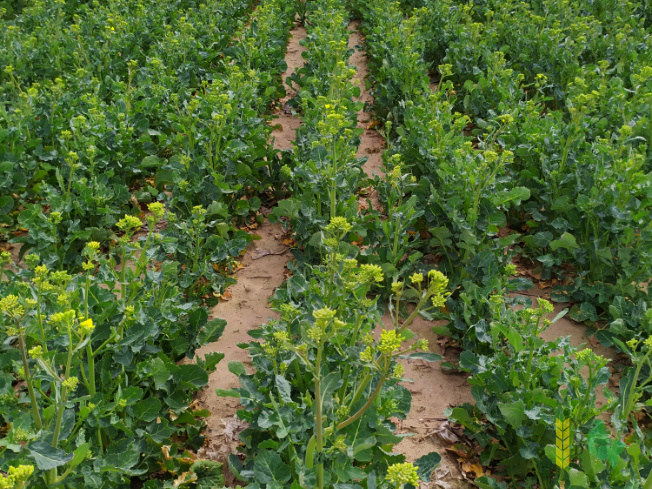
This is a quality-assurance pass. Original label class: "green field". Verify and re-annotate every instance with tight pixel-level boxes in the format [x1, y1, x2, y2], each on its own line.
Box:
[0, 0, 651, 487]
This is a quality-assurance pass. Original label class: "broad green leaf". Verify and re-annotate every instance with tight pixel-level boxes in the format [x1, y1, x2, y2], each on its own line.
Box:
[448, 407, 478, 432]
[550, 232, 579, 251]
[228, 453, 245, 481]
[276, 375, 293, 403]
[475, 476, 507, 489]
[174, 364, 208, 388]
[568, 468, 588, 488]
[141, 155, 162, 168]
[459, 351, 486, 374]
[198, 318, 226, 344]
[191, 460, 225, 489]
[0, 195, 14, 215]
[69, 443, 90, 470]
[498, 400, 526, 429]
[492, 187, 530, 207]
[398, 352, 443, 362]
[253, 450, 291, 485]
[320, 372, 342, 408]
[216, 388, 240, 398]
[129, 397, 162, 422]
[29, 441, 73, 470]
[415, 452, 441, 481]
[228, 361, 247, 377]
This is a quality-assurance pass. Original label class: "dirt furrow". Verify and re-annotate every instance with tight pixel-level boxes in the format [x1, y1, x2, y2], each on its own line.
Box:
[345, 21, 475, 488]
[347, 21, 384, 178]
[191, 17, 306, 472]
[271, 20, 307, 151]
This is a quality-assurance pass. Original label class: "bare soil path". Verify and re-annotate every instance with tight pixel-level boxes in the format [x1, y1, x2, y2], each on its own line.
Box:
[271, 19, 307, 151]
[347, 21, 475, 488]
[190, 15, 306, 476]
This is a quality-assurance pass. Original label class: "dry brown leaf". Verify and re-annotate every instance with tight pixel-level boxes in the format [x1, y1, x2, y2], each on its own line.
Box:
[161, 445, 172, 460]
[174, 471, 197, 487]
[461, 460, 484, 479]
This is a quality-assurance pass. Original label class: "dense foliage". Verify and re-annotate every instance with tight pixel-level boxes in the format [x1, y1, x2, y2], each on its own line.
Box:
[1, 0, 651, 487]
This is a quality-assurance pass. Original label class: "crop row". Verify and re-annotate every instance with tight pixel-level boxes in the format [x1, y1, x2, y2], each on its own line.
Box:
[354, 0, 652, 487]
[222, 1, 443, 488]
[0, 0, 299, 486]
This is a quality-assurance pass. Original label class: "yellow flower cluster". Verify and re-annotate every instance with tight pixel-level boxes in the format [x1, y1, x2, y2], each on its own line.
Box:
[0, 295, 24, 318]
[116, 214, 143, 232]
[386, 462, 419, 487]
[79, 318, 95, 335]
[378, 329, 405, 355]
[0, 465, 34, 489]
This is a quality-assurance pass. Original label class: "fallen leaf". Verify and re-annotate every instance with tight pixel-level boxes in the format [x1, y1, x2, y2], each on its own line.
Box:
[366, 120, 381, 129]
[174, 471, 197, 487]
[161, 445, 172, 460]
[461, 460, 484, 479]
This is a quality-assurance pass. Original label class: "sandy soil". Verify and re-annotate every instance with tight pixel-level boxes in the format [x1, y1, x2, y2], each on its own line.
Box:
[193, 220, 291, 435]
[270, 19, 306, 151]
[348, 21, 385, 178]
[385, 313, 476, 489]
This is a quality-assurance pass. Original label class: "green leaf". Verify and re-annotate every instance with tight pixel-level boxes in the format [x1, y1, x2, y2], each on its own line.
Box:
[216, 388, 240, 398]
[550, 232, 579, 252]
[415, 452, 441, 482]
[398, 352, 443, 362]
[320, 372, 342, 408]
[459, 351, 486, 374]
[253, 450, 291, 485]
[29, 441, 74, 470]
[141, 155, 163, 168]
[191, 460, 225, 489]
[568, 468, 588, 488]
[174, 364, 209, 388]
[198, 318, 226, 344]
[200, 352, 224, 372]
[498, 400, 526, 428]
[228, 361, 247, 377]
[448, 407, 479, 432]
[492, 187, 530, 207]
[129, 397, 162, 422]
[276, 375, 293, 403]
[0, 195, 14, 215]
[475, 476, 507, 489]
[431, 325, 451, 336]
[69, 443, 90, 470]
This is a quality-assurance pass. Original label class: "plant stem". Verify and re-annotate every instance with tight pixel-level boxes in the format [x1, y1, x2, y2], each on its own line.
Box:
[314, 341, 324, 489]
[338, 374, 386, 430]
[17, 332, 43, 430]
[622, 350, 651, 434]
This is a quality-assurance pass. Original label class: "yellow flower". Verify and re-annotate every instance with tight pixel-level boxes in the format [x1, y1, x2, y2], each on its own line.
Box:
[379, 329, 405, 355]
[79, 318, 95, 335]
[62, 376, 79, 390]
[0, 295, 24, 317]
[387, 462, 419, 486]
[410, 273, 423, 285]
[28, 346, 43, 359]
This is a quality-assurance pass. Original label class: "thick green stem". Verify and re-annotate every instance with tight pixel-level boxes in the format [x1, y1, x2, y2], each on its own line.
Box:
[18, 333, 43, 430]
[622, 350, 651, 434]
[314, 344, 324, 489]
[338, 374, 386, 430]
